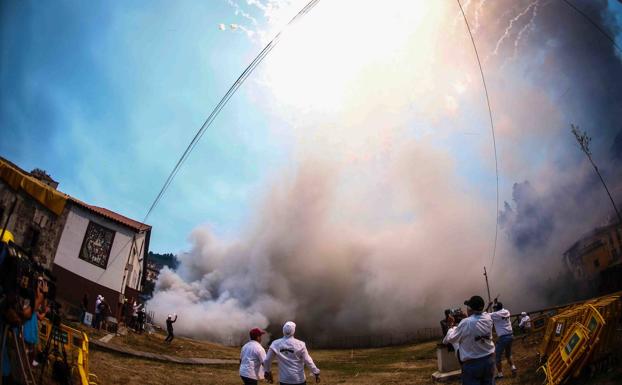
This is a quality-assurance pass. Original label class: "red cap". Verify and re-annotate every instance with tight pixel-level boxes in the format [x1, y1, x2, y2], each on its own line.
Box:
[249, 328, 265, 339]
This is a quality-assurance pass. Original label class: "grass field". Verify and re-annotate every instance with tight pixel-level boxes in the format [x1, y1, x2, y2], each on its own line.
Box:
[84, 333, 531, 384]
[64, 323, 622, 384]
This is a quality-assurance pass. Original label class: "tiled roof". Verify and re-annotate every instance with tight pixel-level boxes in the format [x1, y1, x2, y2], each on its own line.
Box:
[70, 199, 151, 232]
[0, 156, 151, 233]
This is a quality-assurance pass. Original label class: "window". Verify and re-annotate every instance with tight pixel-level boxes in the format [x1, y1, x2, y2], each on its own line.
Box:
[24, 226, 40, 252]
[79, 221, 116, 269]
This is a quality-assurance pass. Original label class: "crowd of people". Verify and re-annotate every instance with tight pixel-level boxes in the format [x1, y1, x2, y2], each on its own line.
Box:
[441, 295, 533, 385]
[79, 293, 147, 333]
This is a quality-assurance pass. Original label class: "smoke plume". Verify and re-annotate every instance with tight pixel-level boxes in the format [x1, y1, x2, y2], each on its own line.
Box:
[148, 0, 622, 342]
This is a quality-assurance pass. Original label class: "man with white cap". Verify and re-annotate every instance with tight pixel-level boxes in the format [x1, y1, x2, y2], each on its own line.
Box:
[443, 295, 495, 385]
[239, 327, 267, 385]
[164, 313, 177, 343]
[263, 321, 320, 384]
[93, 295, 103, 329]
[518, 312, 531, 334]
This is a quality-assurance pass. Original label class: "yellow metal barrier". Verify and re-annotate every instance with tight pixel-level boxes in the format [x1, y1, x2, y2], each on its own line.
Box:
[539, 306, 585, 358]
[539, 293, 622, 385]
[38, 320, 98, 385]
[540, 322, 590, 385]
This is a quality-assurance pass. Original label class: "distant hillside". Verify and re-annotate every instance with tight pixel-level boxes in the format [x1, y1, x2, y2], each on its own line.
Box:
[147, 251, 179, 270]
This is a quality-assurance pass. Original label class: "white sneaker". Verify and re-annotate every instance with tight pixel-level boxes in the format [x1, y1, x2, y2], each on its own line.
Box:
[31, 360, 39, 367]
[495, 373, 504, 380]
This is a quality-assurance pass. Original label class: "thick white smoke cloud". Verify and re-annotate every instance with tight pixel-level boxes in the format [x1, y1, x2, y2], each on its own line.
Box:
[148, 0, 622, 341]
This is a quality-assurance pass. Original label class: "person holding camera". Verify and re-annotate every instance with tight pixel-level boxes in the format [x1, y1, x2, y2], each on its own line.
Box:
[263, 321, 320, 385]
[443, 295, 495, 385]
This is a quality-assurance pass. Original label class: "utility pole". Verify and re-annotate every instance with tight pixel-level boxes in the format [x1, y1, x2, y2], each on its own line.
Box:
[483, 266, 492, 305]
[571, 124, 622, 224]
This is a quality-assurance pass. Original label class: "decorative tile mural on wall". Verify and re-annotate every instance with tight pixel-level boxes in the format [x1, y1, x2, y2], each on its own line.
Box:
[79, 221, 115, 269]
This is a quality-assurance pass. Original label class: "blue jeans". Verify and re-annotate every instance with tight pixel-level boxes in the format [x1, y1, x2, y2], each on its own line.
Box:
[240, 376, 257, 385]
[462, 354, 495, 385]
[495, 334, 513, 364]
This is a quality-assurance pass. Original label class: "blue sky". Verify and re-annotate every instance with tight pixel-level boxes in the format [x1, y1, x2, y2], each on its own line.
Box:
[1, 0, 295, 251]
[2, 0, 621, 255]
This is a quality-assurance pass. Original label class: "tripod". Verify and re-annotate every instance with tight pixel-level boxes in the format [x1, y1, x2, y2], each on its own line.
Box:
[0, 323, 37, 385]
[37, 305, 71, 385]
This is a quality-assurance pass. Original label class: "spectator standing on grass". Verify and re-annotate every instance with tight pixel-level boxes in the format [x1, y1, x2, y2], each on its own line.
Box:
[488, 301, 517, 379]
[137, 307, 146, 334]
[443, 295, 495, 385]
[518, 312, 532, 334]
[264, 321, 320, 385]
[164, 314, 177, 343]
[93, 295, 103, 329]
[131, 301, 141, 331]
[239, 328, 267, 385]
[98, 298, 110, 331]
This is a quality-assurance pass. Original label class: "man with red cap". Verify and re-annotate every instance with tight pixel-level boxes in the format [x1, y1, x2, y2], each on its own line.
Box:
[239, 327, 267, 385]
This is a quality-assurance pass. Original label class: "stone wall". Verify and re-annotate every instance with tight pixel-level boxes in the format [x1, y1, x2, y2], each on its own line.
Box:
[0, 179, 68, 268]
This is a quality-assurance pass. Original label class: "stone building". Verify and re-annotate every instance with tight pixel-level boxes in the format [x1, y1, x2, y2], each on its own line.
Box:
[0, 157, 151, 318]
[563, 222, 622, 280]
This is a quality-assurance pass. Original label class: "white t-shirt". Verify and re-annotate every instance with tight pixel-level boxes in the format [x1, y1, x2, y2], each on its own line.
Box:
[95, 299, 102, 314]
[264, 335, 320, 384]
[443, 312, 495, 361]
[490, 309, 513, 337]
[239, 340, 266, 380]
[519, 315, 532, 329]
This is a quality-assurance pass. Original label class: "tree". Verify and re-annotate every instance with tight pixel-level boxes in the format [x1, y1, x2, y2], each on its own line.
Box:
[571, 124, 621, 224]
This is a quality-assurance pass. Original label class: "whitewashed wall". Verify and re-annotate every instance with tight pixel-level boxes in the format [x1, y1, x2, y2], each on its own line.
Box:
[53, 205, 138, 293]
[122, 232, 147, 291]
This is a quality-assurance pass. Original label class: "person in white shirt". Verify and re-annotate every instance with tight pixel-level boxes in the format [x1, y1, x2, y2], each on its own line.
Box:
[489, 301, 516, 379]
[93, 295, 103, 329]
[239, 328, 267, 385]
[264, 321, 320, 385]
[518, 312, 532, 334]
[443, 295, 495, 385]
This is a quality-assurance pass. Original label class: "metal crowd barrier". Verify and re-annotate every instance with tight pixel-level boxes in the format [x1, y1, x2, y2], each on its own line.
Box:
[38, 319, 99, 385]
[538, 293, 622, 385]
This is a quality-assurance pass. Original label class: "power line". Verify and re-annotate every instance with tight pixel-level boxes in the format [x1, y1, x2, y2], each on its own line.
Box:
[456, 0, 500, 269]
[96, 0, 322, 283]
[142, 0, 321, 224]
[561, 0, 622, 54]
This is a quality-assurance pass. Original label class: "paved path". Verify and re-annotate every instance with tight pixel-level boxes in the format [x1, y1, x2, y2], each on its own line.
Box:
[99, 334, 114, 343]
[89, 339, 238, 365]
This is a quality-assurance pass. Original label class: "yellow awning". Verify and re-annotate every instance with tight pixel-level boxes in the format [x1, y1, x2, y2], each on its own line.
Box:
[1, 230, 14, 243]
[0, 159, 67, 216]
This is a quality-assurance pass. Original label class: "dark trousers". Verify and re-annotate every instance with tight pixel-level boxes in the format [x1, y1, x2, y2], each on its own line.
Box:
[462, 354, 495, 385]
[240, 376, 257, 385]
[280, 383, 306, 385]
[165, 330, 174, 342]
